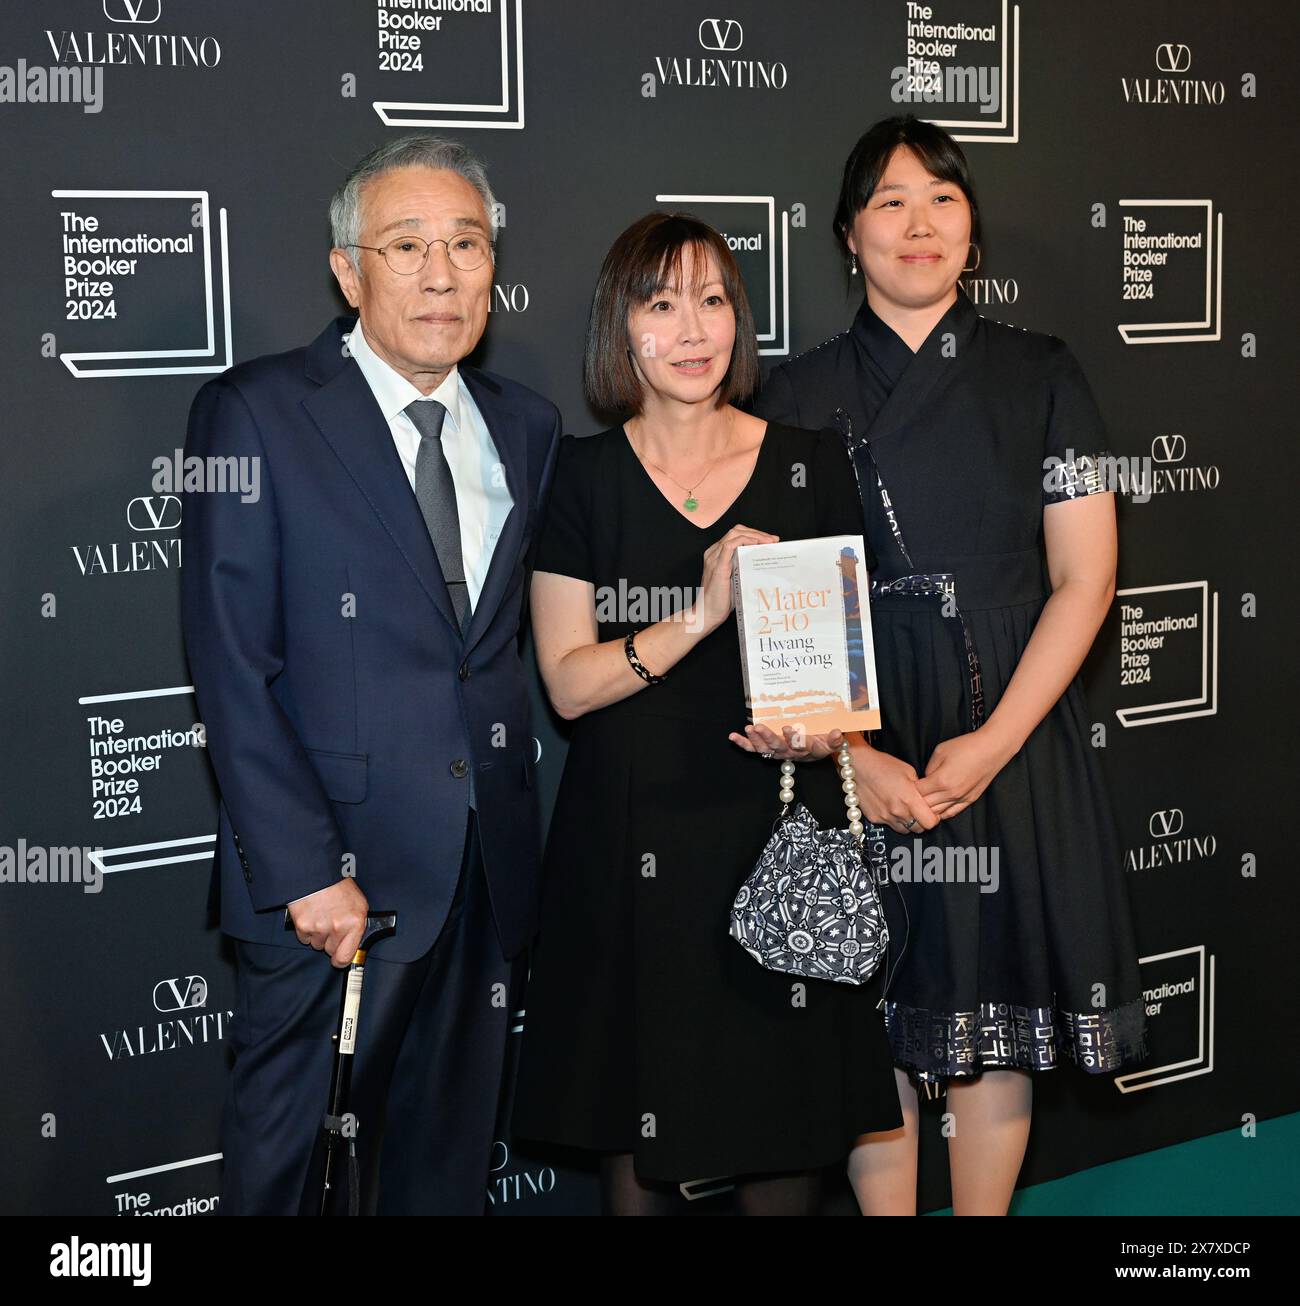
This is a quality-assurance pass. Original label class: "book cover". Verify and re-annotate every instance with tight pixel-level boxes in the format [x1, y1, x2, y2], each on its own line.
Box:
[733, 534, 881, 734]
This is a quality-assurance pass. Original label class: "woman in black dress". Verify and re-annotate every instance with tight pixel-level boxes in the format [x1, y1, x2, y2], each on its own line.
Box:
[511, 213, 903, 1215]
[754, 116, 1147, 1215]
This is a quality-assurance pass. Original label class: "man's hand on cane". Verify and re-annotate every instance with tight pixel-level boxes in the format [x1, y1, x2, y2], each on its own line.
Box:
[289, 878, 370, 968]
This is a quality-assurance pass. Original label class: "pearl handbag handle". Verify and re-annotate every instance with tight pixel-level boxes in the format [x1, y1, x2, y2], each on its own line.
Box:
[778, 740, 865, 842]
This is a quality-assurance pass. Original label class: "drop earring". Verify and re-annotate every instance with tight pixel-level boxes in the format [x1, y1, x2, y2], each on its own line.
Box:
[849, 254, 859, 276]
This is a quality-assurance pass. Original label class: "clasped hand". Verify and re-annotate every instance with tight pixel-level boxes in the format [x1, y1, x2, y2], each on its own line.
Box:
[730, 722, 1012, 835]
[915, 729, 1011, 820]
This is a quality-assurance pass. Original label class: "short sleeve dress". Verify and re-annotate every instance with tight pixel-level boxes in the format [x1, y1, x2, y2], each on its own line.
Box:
[754, 290, 1149, 1092]
[510, 422, 904, 1182]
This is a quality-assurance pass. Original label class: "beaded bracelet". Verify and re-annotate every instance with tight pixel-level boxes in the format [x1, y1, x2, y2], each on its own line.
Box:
[624, 630, 666, 685]
[777, 740, 864, 842]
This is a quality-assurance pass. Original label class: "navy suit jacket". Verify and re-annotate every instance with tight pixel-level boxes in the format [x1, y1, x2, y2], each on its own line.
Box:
[180, 315, 562, 962]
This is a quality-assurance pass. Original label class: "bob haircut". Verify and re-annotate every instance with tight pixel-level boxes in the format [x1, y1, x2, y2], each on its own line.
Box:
[832, 115, 982, 270]
[584, 212, 760, 416]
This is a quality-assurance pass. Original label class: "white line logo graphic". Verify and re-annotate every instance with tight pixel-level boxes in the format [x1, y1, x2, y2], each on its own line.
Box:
[373, 0, 525, 130]
[654, 194, 790, 356]
[51, 188, 232, 378]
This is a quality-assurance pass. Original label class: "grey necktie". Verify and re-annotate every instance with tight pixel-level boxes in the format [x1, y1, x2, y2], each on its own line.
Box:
[407, 398, 470, 631]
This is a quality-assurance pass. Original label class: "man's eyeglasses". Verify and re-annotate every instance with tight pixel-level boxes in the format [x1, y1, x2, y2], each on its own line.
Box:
[347, 231, 494, 274]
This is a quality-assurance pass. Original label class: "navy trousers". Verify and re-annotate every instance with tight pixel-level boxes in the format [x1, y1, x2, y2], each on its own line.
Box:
[218, 812, 513, 1215]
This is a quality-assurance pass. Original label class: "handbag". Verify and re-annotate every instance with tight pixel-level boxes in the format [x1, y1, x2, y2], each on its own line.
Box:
[730, 741, 891, 986]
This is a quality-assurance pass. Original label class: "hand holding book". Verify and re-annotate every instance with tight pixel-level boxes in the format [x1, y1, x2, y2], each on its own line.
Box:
[693, 523, 779, 635]
[727, 721, 845, 761]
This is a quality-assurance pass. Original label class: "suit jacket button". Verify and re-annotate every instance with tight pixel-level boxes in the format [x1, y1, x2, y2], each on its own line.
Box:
[450, 758, 469, 779]
[458, 661, 470, 681]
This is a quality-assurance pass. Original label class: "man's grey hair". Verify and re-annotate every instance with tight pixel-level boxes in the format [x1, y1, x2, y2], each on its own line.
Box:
[330, 134, 498, 275]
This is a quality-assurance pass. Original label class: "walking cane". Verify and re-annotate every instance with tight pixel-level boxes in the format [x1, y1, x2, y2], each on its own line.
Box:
[285, 909, 399, 1215]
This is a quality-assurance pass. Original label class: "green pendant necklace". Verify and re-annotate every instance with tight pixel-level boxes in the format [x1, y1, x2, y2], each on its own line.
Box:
[630, 419, 733, 513]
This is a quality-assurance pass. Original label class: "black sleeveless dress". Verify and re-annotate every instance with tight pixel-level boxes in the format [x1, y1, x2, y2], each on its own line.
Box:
[755, 290, 1148, 1092]
[510, 422, 904, 1182]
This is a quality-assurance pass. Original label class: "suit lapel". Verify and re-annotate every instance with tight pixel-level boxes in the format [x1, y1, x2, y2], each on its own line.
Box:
[302, 317, 462, 635]
[301, 319, 533, 648]
[460, 366, 528, 654]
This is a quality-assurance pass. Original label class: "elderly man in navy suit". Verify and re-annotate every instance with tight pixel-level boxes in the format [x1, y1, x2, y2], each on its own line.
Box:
[181, 135, 561, 1215]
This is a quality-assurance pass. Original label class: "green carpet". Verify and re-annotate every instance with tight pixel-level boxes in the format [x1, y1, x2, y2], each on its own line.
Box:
[923, 1112, 1300, 1215]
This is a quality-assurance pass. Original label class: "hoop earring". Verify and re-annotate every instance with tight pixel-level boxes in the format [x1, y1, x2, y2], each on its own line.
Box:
[962, 242, 981, 273]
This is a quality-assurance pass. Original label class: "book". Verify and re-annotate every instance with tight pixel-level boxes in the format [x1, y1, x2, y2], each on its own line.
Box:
[733, 534, 881, 734]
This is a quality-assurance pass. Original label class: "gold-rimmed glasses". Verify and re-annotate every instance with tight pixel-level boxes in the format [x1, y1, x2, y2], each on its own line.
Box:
[346, 230, 493, 274]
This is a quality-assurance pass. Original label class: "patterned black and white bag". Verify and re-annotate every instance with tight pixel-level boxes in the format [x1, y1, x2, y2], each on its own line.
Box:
[730, 745, 890, 986]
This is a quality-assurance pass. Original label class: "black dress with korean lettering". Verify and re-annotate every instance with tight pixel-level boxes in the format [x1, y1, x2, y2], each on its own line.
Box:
[510, 422, 904, 1183]
[754, 289, 1148, 1090]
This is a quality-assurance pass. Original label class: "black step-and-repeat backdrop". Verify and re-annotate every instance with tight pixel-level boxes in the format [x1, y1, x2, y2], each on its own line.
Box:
[2, 1, 1296, 1217]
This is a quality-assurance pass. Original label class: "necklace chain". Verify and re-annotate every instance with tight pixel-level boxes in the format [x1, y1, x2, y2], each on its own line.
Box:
[629, 414, 735, 512]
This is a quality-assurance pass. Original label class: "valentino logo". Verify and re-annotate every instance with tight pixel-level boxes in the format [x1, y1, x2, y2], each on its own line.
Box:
[1120, 45, 1222, 109]
[698, 18, 743, 52]
[1142, 434, 1218, 494]
[650, 17, 783, 95]
[1150, 434, 1186, 464]
[1126, 806, 1216, 873]
[126, 494, 181, 531]
[488, 284, 531, 313]
[104, 0, 162, 23]
[152, 975, 207, 1012]
[486, 1137, 558, 1205]
[1155, 43, 1191, 73]
[1149, 809, 1185, 839]
[71, 489, 184, 575]
[100, 973, 229, 1059]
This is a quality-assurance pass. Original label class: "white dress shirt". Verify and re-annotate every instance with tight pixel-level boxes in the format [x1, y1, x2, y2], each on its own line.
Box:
[344, 317, 514, 613]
